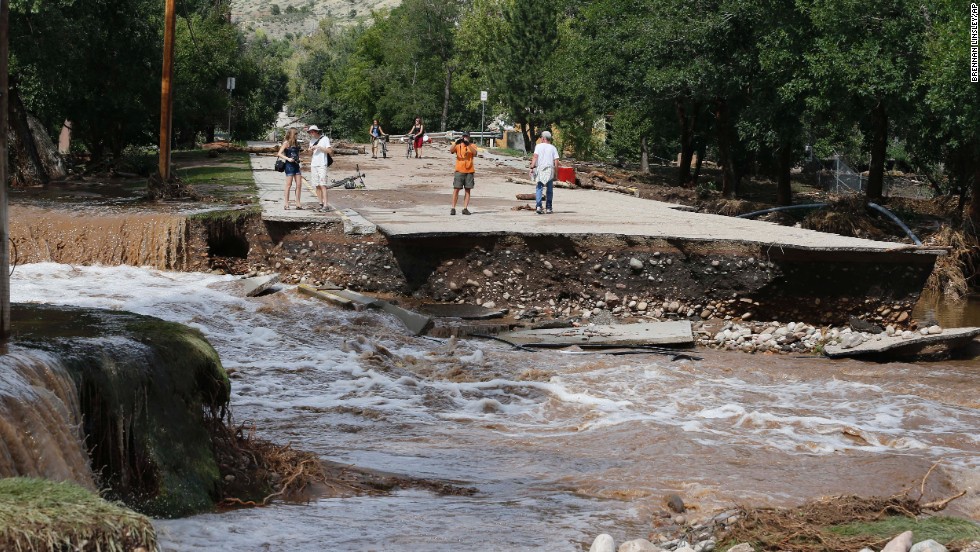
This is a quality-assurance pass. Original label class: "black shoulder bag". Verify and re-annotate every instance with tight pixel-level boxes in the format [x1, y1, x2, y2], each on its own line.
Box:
[313, 136, 334, 167]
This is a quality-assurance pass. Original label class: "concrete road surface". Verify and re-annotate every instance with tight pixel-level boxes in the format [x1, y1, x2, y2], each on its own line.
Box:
[249, 140, 942, 256]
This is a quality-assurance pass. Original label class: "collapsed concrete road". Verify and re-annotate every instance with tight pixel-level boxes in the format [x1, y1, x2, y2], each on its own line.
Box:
[240, 144, 944, 328]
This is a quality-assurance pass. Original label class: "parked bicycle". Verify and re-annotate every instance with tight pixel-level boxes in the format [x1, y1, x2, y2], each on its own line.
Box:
[379, 134, 389, 159]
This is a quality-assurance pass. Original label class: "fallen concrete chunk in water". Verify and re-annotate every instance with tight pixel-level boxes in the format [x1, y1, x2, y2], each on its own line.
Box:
[298, 285, 433, 335]
[242, 273, 279, 297]
[823, 327, 980, 358]
[418, 303, 509, 320]
[297, 284, 356, 309]
[499, 321, 694, 347]
[376, 300, 434, 336]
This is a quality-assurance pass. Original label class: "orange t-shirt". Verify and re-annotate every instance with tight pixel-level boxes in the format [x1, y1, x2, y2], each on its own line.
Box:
[451, 143, 477, 174]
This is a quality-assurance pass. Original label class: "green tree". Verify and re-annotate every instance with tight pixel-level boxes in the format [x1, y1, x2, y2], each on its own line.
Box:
[290, 3, 480, 139]
[801, 0, 927, 201]
[290, 20, 357, 135]
[736, 0, 811, 205]
[232, 35, 291, 140]
[172, 11, 241, 145]
[910, 0, 980, 231]
[583, 0, 752, 194]
[499, 0, 562, 151]
[453, 0, 507, 135]
[10, 0, 163, 160]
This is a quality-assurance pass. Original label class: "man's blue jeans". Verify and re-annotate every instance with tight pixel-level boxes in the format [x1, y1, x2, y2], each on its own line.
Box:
[535, 179, 553, 210]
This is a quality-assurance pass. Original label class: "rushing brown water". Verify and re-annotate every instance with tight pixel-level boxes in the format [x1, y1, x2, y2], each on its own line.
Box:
[10, 205, 190, 270]
[0, 350, 95, 488]
[10, 263, 980, 550]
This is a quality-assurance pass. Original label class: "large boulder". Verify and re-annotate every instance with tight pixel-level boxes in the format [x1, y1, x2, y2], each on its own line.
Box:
[9, 304, 230, 517]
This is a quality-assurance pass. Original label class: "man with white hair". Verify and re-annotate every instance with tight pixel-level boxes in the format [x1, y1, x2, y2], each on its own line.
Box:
[529, 130, 560, 214]
[307, 125, 333, 211]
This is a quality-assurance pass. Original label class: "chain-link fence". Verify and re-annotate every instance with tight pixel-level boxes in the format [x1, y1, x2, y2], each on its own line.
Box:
[819, 153, 866, 194]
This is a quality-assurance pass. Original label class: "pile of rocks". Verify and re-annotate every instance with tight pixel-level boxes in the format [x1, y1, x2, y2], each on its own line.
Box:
[587, 494, 978, 552]
[588, 528, 977, 552]
[700, 321, 943, 354]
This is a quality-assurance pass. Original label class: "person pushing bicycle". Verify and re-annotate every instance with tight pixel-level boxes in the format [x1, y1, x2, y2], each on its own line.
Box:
[407, 117, 424, 158]
[369, 119, 387, 159]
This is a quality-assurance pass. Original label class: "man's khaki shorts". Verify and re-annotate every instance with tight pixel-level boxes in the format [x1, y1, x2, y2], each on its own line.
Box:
[453, 172, 475, 189]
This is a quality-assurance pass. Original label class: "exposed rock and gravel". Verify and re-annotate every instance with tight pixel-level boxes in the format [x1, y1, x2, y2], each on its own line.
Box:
[578, 482, 980, 552]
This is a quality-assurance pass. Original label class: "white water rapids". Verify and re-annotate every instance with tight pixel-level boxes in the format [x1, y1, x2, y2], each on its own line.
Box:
[11, 263, 980, 551]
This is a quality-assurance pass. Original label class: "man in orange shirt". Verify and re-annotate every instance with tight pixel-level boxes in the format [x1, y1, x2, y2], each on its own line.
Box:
[449, 131, 478, 215]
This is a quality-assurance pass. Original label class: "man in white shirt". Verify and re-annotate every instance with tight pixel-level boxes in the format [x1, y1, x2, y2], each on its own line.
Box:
[529, 130, 560, 214]
[307, 125, 333, 211]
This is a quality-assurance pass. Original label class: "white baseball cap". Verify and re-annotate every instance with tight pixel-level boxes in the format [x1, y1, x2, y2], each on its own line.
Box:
[541, 130, 552, 139]
[307, 125, 321, 132]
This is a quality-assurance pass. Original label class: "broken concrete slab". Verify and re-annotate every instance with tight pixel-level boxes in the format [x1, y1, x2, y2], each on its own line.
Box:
[499, 321, 694, 347]
[338, 208, 377, 235]
[299, 285, 433, 335]
[429, 320, 512, 339]
[242, 273, 280, 297]
[297, 284, 356, 309]
[823, 327, 980, 358]
[326, 288, 382, 310]
[418, 303, 509, 320]
[377, 301, 434, 336]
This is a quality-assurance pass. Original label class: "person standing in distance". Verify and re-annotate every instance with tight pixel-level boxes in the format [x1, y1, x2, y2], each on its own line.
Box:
[277, 128, 302, 209]
[530, 130, 560, 214]
[307, 125, 333, 211]
[449, 131, 478, 215]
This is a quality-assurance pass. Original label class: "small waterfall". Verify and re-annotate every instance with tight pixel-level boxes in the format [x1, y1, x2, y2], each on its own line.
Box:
[11, 205, 188, 270]
[0, 349, 96, 489]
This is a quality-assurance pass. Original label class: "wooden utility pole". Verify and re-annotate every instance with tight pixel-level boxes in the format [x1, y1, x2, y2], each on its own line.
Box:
[158, 0, 176, 180]
[1, 0, 11, 338]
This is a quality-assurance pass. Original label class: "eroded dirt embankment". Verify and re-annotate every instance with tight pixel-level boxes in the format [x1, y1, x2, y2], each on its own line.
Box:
[232, 214, 929, 330]
[11, 206, 933, 333]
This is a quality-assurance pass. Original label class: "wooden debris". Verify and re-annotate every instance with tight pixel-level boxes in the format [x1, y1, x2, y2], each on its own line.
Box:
[598, 183, 639, 196]
[590, 170, 618, 184]
[506, 177, 575, 189]
[506, 176, 637, 197]
[332, 143, 366, 155]
[515, 193, 536, 200]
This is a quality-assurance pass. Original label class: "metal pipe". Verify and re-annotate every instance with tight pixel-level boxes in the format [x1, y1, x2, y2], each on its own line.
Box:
[736, 203, 828, 219]
[868, 202, 922, 245]
[738, 201, 923, 246]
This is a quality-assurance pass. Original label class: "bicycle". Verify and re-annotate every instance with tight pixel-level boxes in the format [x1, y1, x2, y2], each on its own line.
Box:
[379, 134, 389, 159]
[406, 134, 415, 158]
[328, 164, 366, 189]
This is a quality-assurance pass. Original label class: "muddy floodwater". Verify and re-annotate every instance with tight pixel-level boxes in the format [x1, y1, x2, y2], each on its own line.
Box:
[11, 263, 980, 551]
